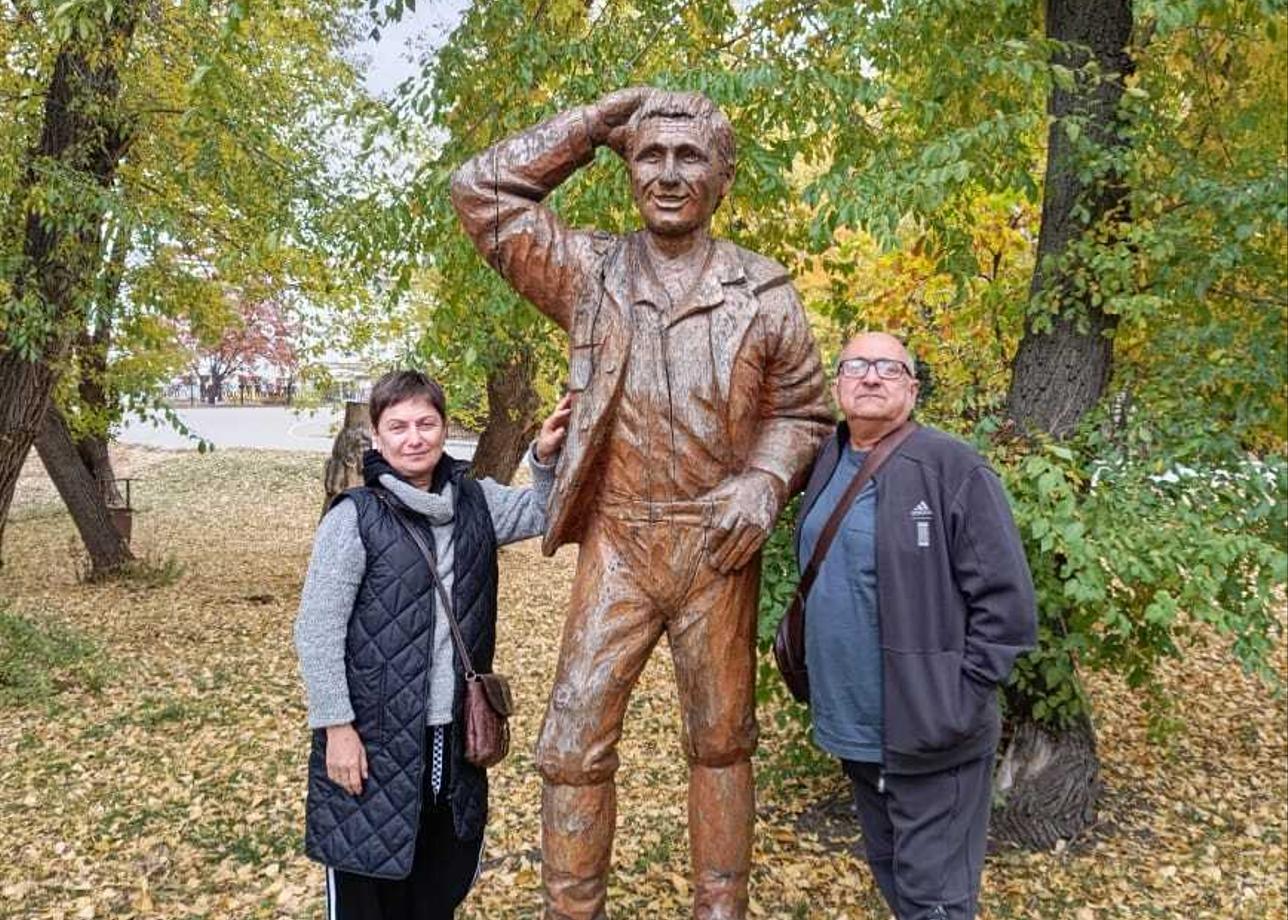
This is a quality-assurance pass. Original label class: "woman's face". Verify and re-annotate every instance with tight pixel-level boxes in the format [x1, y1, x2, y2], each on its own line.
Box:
[372, 396, 446, 488]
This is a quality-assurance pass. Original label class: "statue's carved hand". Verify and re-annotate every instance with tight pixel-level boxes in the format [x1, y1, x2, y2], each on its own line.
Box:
[704, 471, 784, 574]
[587, 86, 651, 156]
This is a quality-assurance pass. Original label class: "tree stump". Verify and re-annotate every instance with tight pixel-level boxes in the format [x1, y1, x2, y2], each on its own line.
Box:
[322, 401, 371, 519]
[991, 713, 1102, 851]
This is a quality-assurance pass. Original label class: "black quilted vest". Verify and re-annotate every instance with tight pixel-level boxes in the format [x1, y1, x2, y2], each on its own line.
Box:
[304, 456, 499, 879]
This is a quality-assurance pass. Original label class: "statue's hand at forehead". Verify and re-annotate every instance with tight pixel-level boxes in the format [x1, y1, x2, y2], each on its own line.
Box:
[586, 86, 652, 156]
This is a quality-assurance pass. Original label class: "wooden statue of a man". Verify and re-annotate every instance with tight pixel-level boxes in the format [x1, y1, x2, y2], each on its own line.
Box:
[452, 87, 831, 920]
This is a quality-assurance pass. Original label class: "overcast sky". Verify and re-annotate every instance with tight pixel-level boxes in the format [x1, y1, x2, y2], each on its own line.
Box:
[355, 1, 472, 99]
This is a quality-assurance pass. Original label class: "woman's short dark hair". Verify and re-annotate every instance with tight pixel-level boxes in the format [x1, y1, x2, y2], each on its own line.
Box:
[368, 370, 447, 429]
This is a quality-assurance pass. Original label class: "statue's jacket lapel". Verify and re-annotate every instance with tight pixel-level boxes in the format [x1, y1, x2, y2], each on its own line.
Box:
[545, 235, 632, 552]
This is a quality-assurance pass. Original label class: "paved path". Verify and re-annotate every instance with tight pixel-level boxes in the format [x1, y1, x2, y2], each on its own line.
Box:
[118, 406, 476, 459]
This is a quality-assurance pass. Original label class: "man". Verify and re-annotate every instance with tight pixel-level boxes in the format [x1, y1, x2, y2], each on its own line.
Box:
[451, 88, 832, 919]
[795, 332, 1037, 920]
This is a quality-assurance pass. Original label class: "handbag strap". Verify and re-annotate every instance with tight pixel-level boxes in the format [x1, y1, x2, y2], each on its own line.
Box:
[372, 489, 479, 679]
[796, 420, 918, 604]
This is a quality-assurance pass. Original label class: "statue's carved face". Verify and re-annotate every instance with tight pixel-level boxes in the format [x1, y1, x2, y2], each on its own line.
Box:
[628, 116, 732, 238]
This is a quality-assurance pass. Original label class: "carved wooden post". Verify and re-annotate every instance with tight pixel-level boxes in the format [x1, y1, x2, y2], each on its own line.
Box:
[322, 401, 370, 518]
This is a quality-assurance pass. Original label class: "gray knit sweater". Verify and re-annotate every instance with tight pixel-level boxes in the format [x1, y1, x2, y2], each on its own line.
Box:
[293, 445, 556, 729]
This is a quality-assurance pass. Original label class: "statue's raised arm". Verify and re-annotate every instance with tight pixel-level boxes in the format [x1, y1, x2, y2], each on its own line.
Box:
[450, 88, 651, 332]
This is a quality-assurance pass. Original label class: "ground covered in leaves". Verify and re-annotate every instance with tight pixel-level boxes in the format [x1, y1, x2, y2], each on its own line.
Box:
[1, 446, 1284, 919]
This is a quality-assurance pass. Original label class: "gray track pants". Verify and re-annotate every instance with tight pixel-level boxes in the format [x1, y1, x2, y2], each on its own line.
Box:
[842, 754, 993, 920]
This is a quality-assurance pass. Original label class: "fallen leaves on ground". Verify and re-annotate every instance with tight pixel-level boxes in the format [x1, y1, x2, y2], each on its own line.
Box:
[0, 446, 1283, 919]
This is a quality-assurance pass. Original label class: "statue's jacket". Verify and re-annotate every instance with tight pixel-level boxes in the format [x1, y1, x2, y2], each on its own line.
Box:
[451, 110, 832, 553]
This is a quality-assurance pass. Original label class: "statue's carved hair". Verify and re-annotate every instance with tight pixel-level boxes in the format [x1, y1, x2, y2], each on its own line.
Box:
[626, 90, 736, 180]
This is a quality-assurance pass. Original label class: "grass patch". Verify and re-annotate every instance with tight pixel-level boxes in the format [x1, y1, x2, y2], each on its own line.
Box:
[78, 551, 186, 588]
[0, 607, 110, 706]
[189, 818, 302, 865]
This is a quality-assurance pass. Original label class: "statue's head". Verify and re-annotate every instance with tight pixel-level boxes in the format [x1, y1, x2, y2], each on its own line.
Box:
[623, 90, 735, 238]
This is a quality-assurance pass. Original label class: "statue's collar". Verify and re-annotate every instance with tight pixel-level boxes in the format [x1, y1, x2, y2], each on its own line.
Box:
[625, 233, 746, 324]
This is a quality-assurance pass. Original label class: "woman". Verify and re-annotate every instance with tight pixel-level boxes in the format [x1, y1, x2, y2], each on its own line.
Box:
[294, 369, 571, 919]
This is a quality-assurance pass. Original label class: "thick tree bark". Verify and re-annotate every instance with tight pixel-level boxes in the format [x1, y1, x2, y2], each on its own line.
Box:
[0, 359, 58, 565]
[992, 712, 1102, 850]
[996, 0, 1134, 849]
[1004, 0, 1134, 437]
[470, 354, 541, 484]
[0, 8, 137, 567]
[34, 405, 133, 577]
[322, 401, 371, 519]
[76, 433, 121, 505]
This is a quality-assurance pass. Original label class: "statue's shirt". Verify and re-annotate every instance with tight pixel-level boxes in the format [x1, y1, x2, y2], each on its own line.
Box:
[602, 243, 738, 504]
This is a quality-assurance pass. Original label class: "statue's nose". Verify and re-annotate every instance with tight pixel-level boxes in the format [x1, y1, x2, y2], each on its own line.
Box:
[659, 153, 681, 184]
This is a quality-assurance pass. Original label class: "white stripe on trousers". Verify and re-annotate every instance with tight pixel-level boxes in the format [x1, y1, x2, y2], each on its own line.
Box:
[471, 831, 487, 889]
[430, 724, 445, 799]
[326, 866, 337, 920]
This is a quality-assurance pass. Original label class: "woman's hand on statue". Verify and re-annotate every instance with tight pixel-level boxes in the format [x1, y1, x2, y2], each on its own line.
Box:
[325, 723, 369, 796]
[535, 393, 574, 464]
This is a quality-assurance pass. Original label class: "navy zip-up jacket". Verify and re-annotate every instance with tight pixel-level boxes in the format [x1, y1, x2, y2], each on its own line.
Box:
[796, 422, 1037, 775]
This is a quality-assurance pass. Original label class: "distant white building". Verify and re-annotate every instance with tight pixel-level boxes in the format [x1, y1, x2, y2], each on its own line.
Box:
[322, 356, 374, 402]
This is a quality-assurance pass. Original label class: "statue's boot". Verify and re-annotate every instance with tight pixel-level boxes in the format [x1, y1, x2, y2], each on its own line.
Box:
[542, 780, 616, 920]
[690, 761, 753, 919]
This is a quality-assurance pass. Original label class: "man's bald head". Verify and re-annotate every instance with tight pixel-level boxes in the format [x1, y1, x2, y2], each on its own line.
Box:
[839, 332, 916, 375]
[833, 331, 919, 448]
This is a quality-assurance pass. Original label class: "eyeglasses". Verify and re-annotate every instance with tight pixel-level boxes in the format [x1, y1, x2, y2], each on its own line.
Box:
[836, 357, 912, 381]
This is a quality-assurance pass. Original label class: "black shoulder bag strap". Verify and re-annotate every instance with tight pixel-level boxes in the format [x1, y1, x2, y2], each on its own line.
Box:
[798, 420, 919, 606]
[774, 420, 918, 703]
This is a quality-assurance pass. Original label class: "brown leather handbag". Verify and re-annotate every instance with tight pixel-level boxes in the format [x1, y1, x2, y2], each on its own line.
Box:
[774, 421, 917, 703]
[375, 491, 513, 769]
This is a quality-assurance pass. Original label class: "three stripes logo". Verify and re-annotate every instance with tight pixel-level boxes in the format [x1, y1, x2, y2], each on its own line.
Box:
[910, 501, 932, 547]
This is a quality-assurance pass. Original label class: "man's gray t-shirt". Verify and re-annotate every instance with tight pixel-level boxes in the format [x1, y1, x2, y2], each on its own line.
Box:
[799, 444, 883, 763]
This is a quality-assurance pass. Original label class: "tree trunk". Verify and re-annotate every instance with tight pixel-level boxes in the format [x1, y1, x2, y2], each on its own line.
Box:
[0, 359, 59, 566]
[996, 0, 1134, 849]
[992, 712, 1102, 850]
[470, 354, 541, 484]
[34, 405, 134, 577]
[1004, 0, 1134, 437]
[322, 401, 371, 519]
[76, 433, 122, 506]
[0, 8, 138, 567]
